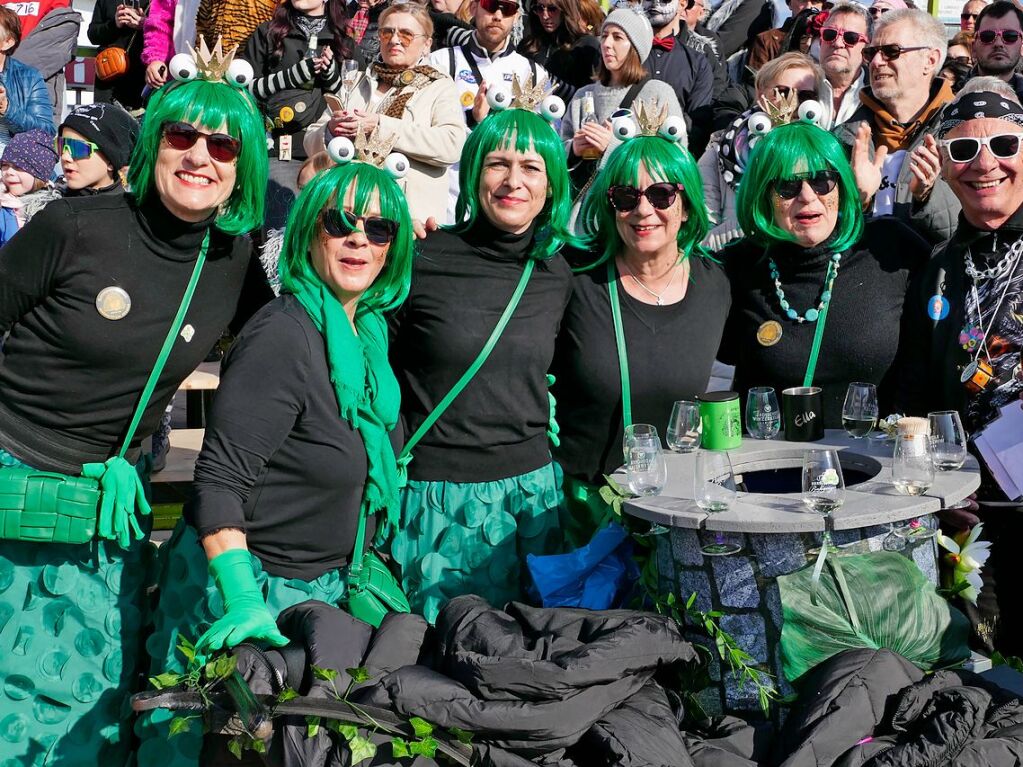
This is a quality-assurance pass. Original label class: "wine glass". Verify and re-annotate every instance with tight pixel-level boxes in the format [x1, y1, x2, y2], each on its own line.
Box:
[928, 410, 968, 471]
[802, 449, 845, 552]
[340, 59, 361, 107]
[625, 434, 667, 496]
[623, 423, 659, 460]
[891, 433, 934, 497]
[842, 382, 878, 439]
[666, 400, 701, 453]
[694, 450, 741, 555]
[745, 386, 781, 440]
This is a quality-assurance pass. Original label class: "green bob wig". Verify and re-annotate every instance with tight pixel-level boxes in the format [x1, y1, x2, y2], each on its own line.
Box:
[577, 136, 710, 268]
[278, 161, 414, 314]
[449, 108, 576, 260]
[127, 79, 268, 235]
[736, 122, 863, 252]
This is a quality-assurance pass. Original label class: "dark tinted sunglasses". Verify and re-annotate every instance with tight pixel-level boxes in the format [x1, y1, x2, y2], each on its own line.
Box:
[820, 27, 868, 45]
[861, 43, 929, 62]
[479, 0, 519, 15]
[161, 121, 242, 162]
[773, 170, 840, 200]
[867, 6, 888, 16]
[322, 208, 399, 245]
[771, 85, 818, 103]
[607, 182, 684, 212]
[939, 134, 1023, 163]
[56, 136, 99, 161]
[961, 12, 978, 20]
[977, 29, 1022, 44]
[533, 2, 558, 14]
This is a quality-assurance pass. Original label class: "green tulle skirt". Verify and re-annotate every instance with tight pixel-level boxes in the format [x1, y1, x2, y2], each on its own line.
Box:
[0, 449, 156, 766]
[389, 463, 564, 623]
[135, 521, 349, 767]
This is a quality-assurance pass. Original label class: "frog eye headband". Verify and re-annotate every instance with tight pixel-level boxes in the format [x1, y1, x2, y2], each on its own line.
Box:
[484, 74, 567, 122]
[745, 89, 824, 139]
[326, 126, 410, 180]
[607, 99, 687, 143]
[168, 36, 255, 88]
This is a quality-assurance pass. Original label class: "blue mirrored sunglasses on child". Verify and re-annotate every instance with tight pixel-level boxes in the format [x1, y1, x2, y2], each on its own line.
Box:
[56, 136, 100, 161]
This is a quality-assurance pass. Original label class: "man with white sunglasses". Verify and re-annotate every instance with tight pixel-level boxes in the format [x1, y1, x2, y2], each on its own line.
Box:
[971, 1, 1023, 103]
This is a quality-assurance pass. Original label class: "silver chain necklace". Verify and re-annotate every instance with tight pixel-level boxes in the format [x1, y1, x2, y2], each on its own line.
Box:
[964, 234, 1023, 281]
[619, 260, 682, 306]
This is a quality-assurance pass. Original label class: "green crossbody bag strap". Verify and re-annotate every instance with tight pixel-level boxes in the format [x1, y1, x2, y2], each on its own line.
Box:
[397, 259, 536, 480]
[606, 261, 633, 429]
[116, 233, 210, 459]
[801, 256, 840, 388]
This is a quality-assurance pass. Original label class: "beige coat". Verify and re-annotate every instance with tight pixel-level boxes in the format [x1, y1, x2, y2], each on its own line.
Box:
[303, 68, 466, 223]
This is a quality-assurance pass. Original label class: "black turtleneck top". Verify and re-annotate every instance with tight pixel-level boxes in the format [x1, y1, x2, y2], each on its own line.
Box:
[0, 193, 264, 473]
[389, 220, 573, 483]
[719, 218, 930, 428]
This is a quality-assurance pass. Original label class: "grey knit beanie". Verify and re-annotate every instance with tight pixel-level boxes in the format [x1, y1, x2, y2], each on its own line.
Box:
[601, 7, 654, 63]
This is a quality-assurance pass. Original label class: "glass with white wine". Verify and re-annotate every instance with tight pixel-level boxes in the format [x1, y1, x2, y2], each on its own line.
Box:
[842, 382, 878, 439]
[802, 449, 846, 516]
[892, 433, 934, 496]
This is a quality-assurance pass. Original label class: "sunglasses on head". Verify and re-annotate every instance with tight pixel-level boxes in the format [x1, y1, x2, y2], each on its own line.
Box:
[607, 182, 684, 212]
[820, 27, 868, 45]
[379, 26, 427, 45]
[773, 169, 840, 200]
[56, 136, 100, 161]
[771, 85, 818, 103]
[161, 121, 242, 163]
[939, 133, 1023, 163]
[479, 0, 519, 15]
[977, 28, 1022, 44]
[861, 43, 929, 62]
[321, 207, 400, 245]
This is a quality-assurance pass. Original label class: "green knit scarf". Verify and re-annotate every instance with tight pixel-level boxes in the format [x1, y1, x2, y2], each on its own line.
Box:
[290, 281, 401, 545]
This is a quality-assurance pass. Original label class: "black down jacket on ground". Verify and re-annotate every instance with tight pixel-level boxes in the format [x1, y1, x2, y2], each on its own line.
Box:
[233, 596, 765, 767]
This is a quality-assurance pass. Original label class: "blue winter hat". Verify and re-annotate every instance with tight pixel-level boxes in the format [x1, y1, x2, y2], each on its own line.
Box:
[2, 129, 57, 182]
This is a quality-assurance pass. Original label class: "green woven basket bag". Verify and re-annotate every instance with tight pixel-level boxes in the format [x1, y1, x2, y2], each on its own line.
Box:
[0, 470, 101, 544]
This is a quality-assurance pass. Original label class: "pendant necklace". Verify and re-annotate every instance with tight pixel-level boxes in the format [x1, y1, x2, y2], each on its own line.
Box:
[619, 259, 682, 306]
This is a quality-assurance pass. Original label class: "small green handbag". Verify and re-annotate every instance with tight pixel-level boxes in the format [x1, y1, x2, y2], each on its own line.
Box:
[0, 235, 210, 546]
[344, 507, 411, 628]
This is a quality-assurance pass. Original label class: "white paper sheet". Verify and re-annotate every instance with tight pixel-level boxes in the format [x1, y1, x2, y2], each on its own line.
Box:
[974, 402, 1023, 501]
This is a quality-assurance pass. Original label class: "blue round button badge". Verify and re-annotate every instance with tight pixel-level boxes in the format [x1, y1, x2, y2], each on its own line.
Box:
[927, 294, 949, 321]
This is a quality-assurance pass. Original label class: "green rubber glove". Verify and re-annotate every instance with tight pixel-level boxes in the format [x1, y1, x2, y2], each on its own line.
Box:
[546, 373, 561, 448]
[196, 549, 289, 655]
[81, 456, 151, 549]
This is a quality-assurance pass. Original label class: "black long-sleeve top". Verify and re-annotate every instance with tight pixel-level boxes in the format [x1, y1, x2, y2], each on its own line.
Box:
[186, 295, 399, 580]
[390, 220, 573, 483]
[517, 35, 601, 90]
[551, 256, 731, 483]
[719, 218, 930, 428]
[87, 0, 149, 109]
[0, 194, 260, 474]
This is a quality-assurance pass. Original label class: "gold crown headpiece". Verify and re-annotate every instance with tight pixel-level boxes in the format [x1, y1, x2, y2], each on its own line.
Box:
[167, 35, 254, 88]
[609, 98, 687, 143]
[485, 74, 566, 121]
[327, 127, 410, 180]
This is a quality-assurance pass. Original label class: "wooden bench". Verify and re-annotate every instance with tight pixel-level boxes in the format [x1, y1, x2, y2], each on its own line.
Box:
[179, 361, 220, 428]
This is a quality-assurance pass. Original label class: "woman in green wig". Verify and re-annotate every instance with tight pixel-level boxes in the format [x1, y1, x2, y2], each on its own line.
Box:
[389, 96, 575, 623]
[141, 141, 415, 765]
[719, 121, 930, 427]
[0, 43, 268, 765]
[551, 105, 731, 542]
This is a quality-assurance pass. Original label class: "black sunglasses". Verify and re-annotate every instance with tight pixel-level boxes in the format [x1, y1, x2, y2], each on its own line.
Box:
[820, 27, 868, 46]
[479, 0, 519, 15]
[861, 43, 929, 62]
[773, 170, 840, 200]
[322, 208, 399, 245]
[977, 28, 1022, 44]
[961, 12, 978, 20]
[161, 121, 241, 162]
[607, 182, 684, 212]
[939, 134, 1023, 163]
[771, 85, 818, 104]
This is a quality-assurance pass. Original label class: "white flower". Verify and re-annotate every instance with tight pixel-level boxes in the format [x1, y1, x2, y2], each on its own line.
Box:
[938, 524, 992, 605]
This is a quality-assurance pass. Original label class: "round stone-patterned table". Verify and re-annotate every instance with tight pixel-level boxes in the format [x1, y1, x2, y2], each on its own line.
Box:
[622, 430, 981, 716]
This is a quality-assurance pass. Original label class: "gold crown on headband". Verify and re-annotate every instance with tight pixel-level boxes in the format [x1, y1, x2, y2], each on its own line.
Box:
[192, 36, 238, 81]
[355, 125, 398, 167]
[510, 74, 551, 111]
[634, 99, 670, 136]
[756, 89, 799, 126]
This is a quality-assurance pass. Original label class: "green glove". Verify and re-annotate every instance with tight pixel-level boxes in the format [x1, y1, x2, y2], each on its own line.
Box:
[546, 373, 561, 448]
[81, 456, 151, 549]
[196, 549, 289, 655]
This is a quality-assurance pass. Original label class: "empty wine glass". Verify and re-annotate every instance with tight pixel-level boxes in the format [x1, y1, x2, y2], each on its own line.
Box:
[842, 382, 879, 439]
[892, 433, 934, 496]
[928, 410, 968, 471]
[626, 434, 667, 496]
[623, 423, 659, 460]
[746, 386, 781, 440]
[340, 59, 361, 107]
[666, 400, 701, 452]
[694, 450, 741, 555]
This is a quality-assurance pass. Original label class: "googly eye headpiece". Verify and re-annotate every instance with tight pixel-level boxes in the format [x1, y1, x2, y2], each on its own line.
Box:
[485, 74, 566, 122]
[168, 35, 253, 89]
[745, 89, 825, 137]
[608, 99, 687, 145]
[326, 126, 410, 181]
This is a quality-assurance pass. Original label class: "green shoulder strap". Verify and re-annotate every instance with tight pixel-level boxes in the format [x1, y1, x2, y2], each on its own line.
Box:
[397, 259, 536, 478]
[116, 232, 210, 459]
[801, 258, 839, 388]
[606, 260, 633, 429]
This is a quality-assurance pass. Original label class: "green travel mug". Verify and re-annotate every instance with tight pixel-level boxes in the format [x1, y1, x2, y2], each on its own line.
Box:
[698, 391, 742, 451]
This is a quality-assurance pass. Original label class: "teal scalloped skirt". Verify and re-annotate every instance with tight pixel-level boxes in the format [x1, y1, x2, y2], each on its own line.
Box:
[136, 521, 349, 767]
[0, 449, 156, 766]
[389, 463, 564, 623]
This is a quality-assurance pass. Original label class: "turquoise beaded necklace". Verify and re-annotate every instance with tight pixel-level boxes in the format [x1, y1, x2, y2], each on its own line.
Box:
[768, 252, 842, 323]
